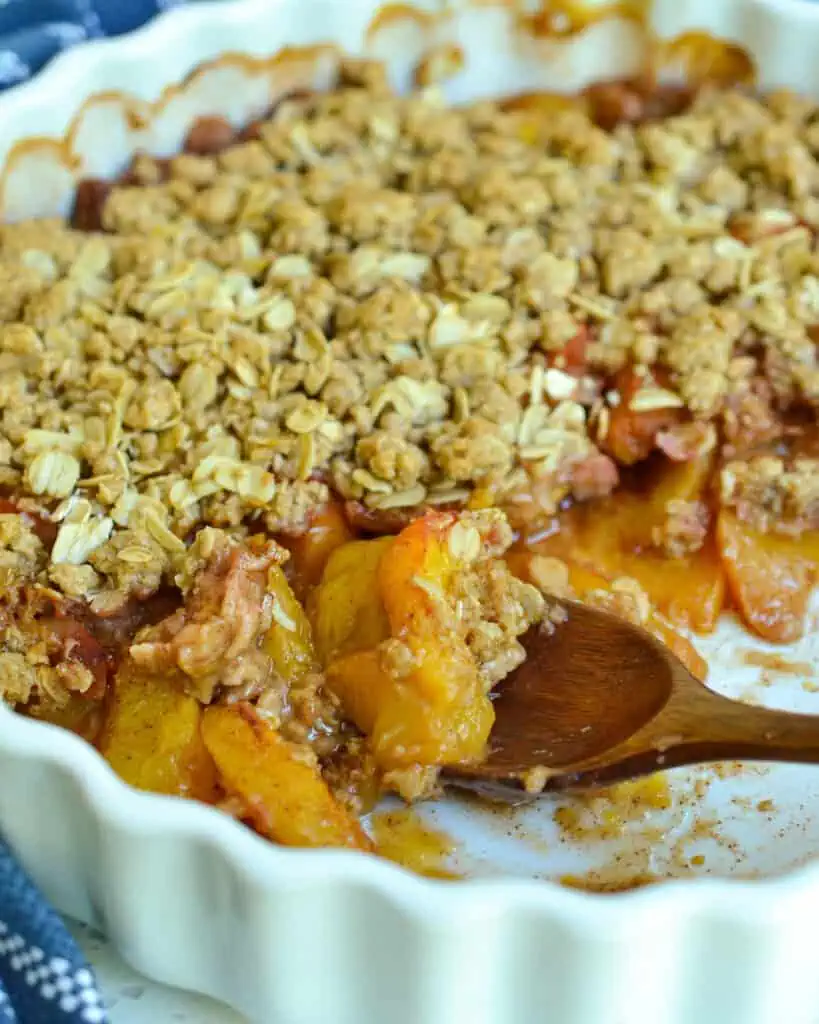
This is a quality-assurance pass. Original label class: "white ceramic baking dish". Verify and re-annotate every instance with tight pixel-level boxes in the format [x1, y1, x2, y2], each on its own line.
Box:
[3, 0, 819, 1021]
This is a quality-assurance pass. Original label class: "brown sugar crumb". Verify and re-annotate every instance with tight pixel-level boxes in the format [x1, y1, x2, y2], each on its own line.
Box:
[584, 577, 653, 627]
[129, 531, 287, 702]
[521, 765, 558, 794]
[525, 554, 572, 598]
[447, 513, 546, 687]
[71, 179, 111, 231]
[184, 116, 237, 156]
[720, 456, 819, 533]
[0, 513, 45, 587]
[652, 499, 710, 557]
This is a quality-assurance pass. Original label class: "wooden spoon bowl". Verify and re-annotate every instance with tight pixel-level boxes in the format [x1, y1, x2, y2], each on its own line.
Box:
[446, 600, 819, 798]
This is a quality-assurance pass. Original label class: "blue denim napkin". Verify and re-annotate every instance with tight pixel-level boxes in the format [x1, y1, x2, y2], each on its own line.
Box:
[0, 840, 108, 1022]
[0, 0, 193, 89]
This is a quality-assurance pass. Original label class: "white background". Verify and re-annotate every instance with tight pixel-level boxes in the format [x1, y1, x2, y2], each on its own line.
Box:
[69, 921, 245, 1023]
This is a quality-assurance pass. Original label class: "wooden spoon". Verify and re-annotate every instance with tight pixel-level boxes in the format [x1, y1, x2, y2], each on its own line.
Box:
[445, 598, 819, 798]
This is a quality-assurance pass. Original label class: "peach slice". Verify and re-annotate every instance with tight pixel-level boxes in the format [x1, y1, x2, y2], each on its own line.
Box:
[717, 511, 819, 643]
[202, 704, 371, 851]
[100, 662, 216, 799]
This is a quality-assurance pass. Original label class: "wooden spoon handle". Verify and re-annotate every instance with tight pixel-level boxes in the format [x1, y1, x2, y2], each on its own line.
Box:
[565, 685, 819, 789]
[662, 685, 819, 765]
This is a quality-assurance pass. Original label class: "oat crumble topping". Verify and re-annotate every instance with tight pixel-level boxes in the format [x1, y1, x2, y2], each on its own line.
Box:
[0, 73, 817, 610]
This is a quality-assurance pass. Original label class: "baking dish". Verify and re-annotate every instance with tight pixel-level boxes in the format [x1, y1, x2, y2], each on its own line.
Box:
[2, 0, 819, 1021]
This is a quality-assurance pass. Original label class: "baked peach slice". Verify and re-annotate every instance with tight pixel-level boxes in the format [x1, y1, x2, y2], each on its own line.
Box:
[264, 565, 316, 684]
[602, 367, 684, 466]
[202, 704, 371, 851]
[23, 693, 105, 745]
[312, 511, 541, 776]
[315, 515, 493, 770]
[532, 452, 725, 632]
[717, 511, 819, 643]
[100, 661, 217, 800]
[309, 535, 394, 664]
[283, 502, 355, 602]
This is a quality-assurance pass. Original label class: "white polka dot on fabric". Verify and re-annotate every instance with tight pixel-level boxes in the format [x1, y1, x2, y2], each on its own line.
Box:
[0, 913, 108, 1020]
[0, 845, 118, 1022]
[0, 50, 29, 89]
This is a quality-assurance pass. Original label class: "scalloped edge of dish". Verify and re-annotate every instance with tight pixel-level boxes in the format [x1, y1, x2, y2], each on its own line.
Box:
[2, 1, 819, 1021]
